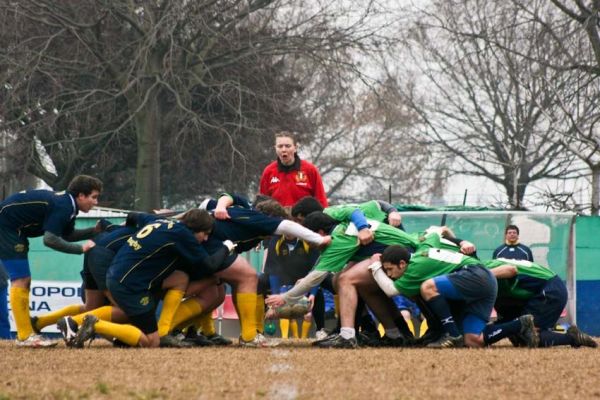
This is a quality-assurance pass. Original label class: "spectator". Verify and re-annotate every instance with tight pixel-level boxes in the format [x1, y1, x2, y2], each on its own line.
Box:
[259, 131, 328, 208]
[493, 224, 534, 261]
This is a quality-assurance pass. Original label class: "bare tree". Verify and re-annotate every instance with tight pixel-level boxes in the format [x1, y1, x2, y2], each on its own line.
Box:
[398, 0, 582, 209]
[0, 0, 394, 209]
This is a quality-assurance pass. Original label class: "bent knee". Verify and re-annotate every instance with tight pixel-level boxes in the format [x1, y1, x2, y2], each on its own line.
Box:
[420, 279, 438, 300]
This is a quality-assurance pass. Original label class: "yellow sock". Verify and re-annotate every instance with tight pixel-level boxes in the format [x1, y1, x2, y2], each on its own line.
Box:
[10, 286, 33, 341]
[290, 319, 299, 338]
[301, 320, 312, 339]
[198, 312, 216, 336]
[169, 298, 203, 332]
[419, 319, 428, 338]
[334, 295, 339, 318]
[235, 292, 257, 342]
[93, 320, 142, 347]
[157, 289, 185, 336]
[35, 304, 83, 330]
[280, 319, 290, 339]
[72, 306, 113, 325]
[406, 319, 415, 336]
[378, 323, 385, 337]
[256, 294, 265, 334]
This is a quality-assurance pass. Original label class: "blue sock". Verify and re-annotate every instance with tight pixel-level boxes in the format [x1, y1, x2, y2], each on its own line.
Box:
[0, 285, 11, 339]
[539, 330, 574, 347]
[483, 319, 521, 345]
[426, 295, 460, 337]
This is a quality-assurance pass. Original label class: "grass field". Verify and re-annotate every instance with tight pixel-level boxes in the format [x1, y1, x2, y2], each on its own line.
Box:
[0, 338, 598, 399]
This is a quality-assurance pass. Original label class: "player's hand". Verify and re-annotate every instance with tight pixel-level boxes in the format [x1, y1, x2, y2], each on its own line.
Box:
[387, 211, 402, 227]
[460, 240, 476, 255]
[358, 228, 374, 245]
[265, 294, 286, 307]
[303, 311, 312, 322]
[265, 307, 277, 320]
[319, 235, 332, 249]
[214, 207, 230, 220]
[370, 253, 381, 263]
[82, 240, 96, 253]
[307, 294, 315, 312]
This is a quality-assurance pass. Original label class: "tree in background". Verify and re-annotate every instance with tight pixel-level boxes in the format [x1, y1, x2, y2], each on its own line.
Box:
[0, 0, 398, 209]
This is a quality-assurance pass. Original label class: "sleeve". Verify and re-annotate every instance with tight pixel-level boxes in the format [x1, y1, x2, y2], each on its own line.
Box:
[64, 227, 96, 241]
[349, 209, 369, 231]
[259, 167, 272, 197]
[274, 220, 325, 245]
[371, 265, 401, 297]
[44, 208, 75, 237]
[376, 200, 397, 214]
[492, 246, 500, 259]
[281, 270, 330, 302]
[306, 162, 328, 207]
[43, 231, 83, 254]
[526, 246, 534, 262]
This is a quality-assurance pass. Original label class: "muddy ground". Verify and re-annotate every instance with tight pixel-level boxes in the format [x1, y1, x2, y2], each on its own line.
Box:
[1, 337, 598, 400]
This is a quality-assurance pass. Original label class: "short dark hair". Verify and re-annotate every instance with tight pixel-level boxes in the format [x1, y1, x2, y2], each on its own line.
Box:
[178, 209, 213, 233]
[67, 175, 103, 196]
[291, 196, 324, 218]
[302, 211, 337, 233]
[255, 199, 289, 219]
[253, 194, 273, 209]
[381, 245, 411, 265]
[505, 224, 520, 234]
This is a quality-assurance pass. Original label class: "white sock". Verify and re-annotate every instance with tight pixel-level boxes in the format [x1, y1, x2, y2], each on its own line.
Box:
[340, 327, 355, 339]
[385, 328, 401, 339]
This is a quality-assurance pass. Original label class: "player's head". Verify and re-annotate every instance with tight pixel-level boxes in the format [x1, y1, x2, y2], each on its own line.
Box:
[380, 245, 411, 279]
[275, 131, 298, 166]
[178, 209, 213, 241]
[291, 196, 324, 224]
[255, 199, 289, 219]
[505, 224, 520, 244]
[302, 211, 337, 234]
[68, 175, 103, 212]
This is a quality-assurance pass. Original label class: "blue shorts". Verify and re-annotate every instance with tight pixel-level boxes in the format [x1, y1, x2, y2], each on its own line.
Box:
[107, 278, 158, 319]
[0, 226, 30, 280]
[434, 265, 497, 334]
[495, 276, 567, 330]
[86, 246, 116, 291]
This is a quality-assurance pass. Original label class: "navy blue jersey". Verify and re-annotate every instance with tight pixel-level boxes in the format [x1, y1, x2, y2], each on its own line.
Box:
[107, 218, 213, 291]
[492, 243, 534, 261]
[208, 207, 283, 253]
[0, 189, 77, 237]
[94, 213, 160, 252]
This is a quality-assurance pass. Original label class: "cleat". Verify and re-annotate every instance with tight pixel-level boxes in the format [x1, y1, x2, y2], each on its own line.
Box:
[57, 317, 79, 347]
[507, 334, 527, 348]
[72, 315, 98, 348]
[567, 325, 598, 348]
[239, 333, 279, 348]
[183, 330, 214, 347]
[412, 329, 442, 348]
[205, 333, 233, 346]
[426, 333, 464, 349]
[31, 316, 41, 334]
[365, 334, 409, 348]
[315, 328, 329, 341]
[313, 333, 358, 349]
[16, 334, 58, 348]
[518, 314, 539, 348]
[159, 333, 195, 348]
[112, 338, 132, 348]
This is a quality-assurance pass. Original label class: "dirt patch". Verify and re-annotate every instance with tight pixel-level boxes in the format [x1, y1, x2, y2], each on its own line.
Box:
[0, 338, 598, 399]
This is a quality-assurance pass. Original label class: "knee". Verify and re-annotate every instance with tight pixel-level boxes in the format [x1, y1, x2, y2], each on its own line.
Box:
[464, 333, 485, 348]
[420, 279, 438, 300]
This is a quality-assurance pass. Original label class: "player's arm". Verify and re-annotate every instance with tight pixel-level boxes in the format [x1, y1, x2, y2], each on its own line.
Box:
[266, 270, 330, 306]
[490, 264, 518, 279]
[274, 220, 331, 247]
[376, 200, 402, 227]
[43, 231, 91, 254]
[368, 260, 401, 297]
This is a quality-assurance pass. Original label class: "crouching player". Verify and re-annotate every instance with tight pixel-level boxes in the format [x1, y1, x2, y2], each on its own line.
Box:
[369, 245, 538, 348]
[66, 209, 232, 348]
[484, 258, 596, 348]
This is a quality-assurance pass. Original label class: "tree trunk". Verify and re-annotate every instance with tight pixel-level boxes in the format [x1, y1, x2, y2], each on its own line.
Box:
[133, 97, 162, 211]
[591, 164, 600, 215]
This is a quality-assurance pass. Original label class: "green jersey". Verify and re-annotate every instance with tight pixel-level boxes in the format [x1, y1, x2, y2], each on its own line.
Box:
[393, 248, 482, 297]
[482, 258, 556, 300]
[324, 200, 388, 223]
[314, 219, 419, 273]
